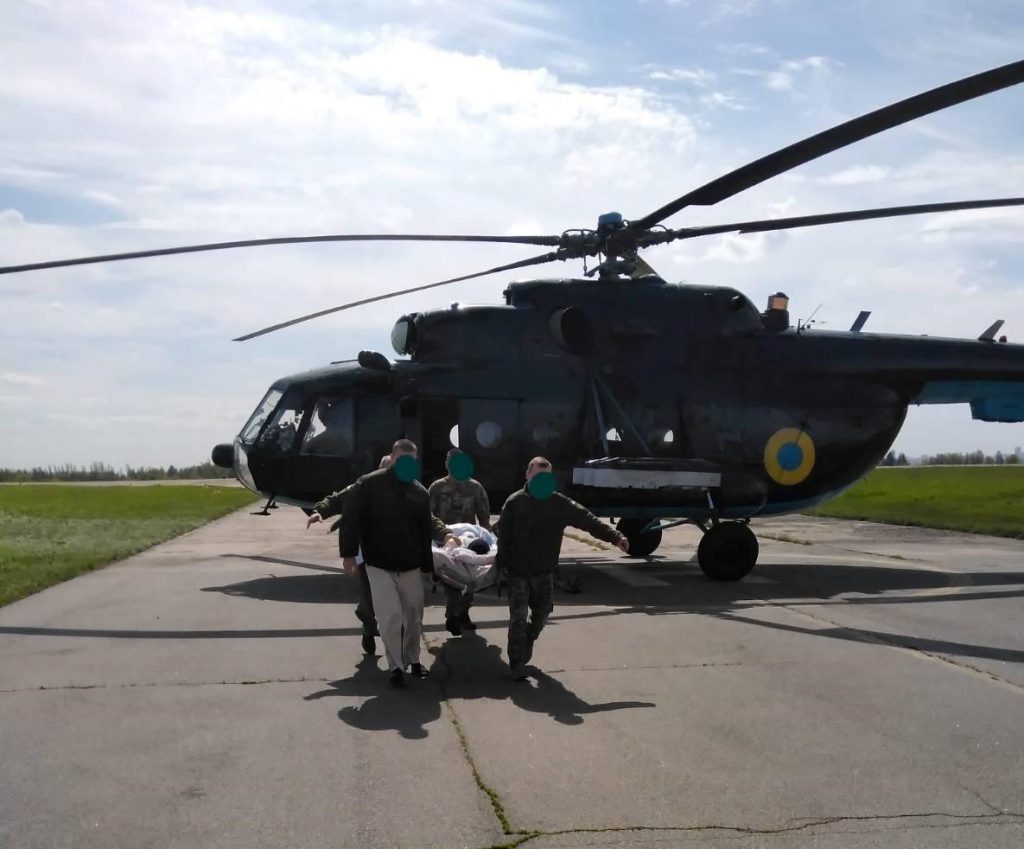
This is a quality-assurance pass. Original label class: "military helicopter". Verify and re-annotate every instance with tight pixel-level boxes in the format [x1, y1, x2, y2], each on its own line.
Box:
[5, 61, 1024, 580]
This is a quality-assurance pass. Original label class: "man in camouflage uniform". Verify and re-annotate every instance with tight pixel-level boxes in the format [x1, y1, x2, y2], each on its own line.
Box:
[428, 448, 491, 635]
[495, 456, 628, 680]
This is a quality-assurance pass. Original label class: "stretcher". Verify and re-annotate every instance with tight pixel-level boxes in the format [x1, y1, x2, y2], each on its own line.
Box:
[431, 523, 500, 594]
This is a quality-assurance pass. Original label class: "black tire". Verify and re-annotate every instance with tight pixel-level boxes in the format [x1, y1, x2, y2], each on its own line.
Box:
[615, 517, 663, 558]
[697, 522, 758, 581]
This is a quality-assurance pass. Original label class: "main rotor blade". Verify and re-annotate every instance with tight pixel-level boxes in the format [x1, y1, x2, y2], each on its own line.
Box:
[655, 196, 1024, 241]
[631, 59, 1024, 231]
[233, 251, 562, 341]
[652, 197, 1024, 242]
[0, 233, 563, 276]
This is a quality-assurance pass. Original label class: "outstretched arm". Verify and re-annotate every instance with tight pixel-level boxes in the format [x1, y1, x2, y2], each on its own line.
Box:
[563, 498, 627, 551]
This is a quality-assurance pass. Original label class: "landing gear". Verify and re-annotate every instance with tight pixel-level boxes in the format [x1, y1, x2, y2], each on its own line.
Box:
[616, 518, 663, 558]
[252, 496, 279, 516]
[697, 521, 758, 581]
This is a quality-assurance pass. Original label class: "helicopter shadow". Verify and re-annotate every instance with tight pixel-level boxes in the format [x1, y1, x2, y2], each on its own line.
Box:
[539, 554, 1024, 667]
[304, 655, 443, 740]
[205, 553, 449, 609]
[553, 553, 1024, 611]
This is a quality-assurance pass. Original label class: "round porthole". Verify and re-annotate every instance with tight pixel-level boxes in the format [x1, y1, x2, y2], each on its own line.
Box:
[449, 425, 459, 447]
[476, 421, 503, 448]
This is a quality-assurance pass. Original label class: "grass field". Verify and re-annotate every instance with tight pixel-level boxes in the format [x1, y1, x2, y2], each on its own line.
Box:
[0, 484, 258, 607]
[809, 465, 1024, 538]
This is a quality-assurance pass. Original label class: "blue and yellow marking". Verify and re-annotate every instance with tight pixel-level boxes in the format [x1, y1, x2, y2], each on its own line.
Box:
[764, 428, 815, 485]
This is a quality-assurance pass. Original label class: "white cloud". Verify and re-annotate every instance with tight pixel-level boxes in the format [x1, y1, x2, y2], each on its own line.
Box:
[648, 67, 715, 86]
[1, 372, 44, 387]
[1, 1, 1023, 466]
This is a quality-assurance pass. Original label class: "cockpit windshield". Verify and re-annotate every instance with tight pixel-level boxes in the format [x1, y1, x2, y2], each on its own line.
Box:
[239, 389, 283, 444]
[256, 391, 306, 454]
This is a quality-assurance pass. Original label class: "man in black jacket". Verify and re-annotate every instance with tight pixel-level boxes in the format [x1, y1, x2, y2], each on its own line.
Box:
[496, 456, 629, 680]
[340, 439, 435, 686]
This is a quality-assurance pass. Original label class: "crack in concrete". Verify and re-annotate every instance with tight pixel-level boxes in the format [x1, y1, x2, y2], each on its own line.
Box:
[427, 626, 1023, 849]
[0, 675, 325, 694]
[470, 809, 1024, 849]
[543, 661, 744, 674]
[425, 634, 514, 837]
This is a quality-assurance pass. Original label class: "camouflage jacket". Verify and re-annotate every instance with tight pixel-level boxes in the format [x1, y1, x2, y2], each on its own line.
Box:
[494, 490, 622, 576]
[428, 477, 491, 527]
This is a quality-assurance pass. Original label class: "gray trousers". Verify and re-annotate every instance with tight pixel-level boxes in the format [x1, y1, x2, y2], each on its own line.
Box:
[365, 566, 424, 672]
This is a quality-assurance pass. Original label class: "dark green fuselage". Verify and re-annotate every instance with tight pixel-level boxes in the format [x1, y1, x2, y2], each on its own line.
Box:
[220, 276, 1024, 520]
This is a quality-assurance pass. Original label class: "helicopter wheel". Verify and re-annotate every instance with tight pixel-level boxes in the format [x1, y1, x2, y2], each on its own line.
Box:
[615, 518, 663, 558]
[697, 522, 759, 581]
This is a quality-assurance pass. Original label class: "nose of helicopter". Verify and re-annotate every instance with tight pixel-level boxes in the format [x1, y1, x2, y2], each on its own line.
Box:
[211, 443, 234, 469]
[211, 439, 261, 494]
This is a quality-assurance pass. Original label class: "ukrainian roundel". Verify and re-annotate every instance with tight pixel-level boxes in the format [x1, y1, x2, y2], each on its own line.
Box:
[763, 428, 816, 485]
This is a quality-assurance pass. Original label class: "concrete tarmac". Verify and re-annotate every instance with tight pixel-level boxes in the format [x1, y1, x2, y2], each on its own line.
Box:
[0, 508, 1022, 848]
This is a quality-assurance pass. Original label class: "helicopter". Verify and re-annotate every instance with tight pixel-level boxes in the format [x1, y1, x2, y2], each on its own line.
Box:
[4, 60, 1024, 581]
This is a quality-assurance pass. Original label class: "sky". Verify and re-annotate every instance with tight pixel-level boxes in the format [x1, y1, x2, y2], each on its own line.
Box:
[2, 0, 1024, 470]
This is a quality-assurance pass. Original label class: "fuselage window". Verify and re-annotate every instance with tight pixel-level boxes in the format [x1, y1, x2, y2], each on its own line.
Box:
[476, 421, 503, 449]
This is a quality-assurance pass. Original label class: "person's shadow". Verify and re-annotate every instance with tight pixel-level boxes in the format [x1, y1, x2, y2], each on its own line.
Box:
[305, 655, 443, 740]
[436, 633, 655, 724]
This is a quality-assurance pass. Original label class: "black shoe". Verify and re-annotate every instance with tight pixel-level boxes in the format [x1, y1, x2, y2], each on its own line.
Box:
[509, 663, 529, 682]
[408, 663, 429, 679]
[445, 618, 462, 636]
[389, 668, 405, 687]
[459, 616, 477, 631]
[361, 633, 376, 654]
[523, 633, 536, 664]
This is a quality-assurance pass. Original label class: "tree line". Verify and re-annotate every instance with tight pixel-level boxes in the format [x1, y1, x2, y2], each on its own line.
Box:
[0, 462, 234, 483]
[882, 450, 1020, 466]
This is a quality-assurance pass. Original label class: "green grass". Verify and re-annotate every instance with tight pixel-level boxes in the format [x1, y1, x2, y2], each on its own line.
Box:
[0, 484, 258, 607]
[808, 466, 1024, 538]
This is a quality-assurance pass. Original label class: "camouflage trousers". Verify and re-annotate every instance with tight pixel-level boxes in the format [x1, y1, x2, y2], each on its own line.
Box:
[506, 572, 554, 666]
[444, 584, 474, 622]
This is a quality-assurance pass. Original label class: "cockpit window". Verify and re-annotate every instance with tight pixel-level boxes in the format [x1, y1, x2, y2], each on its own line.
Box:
[301, 398, 354, 457]
[240, 389, 283, 443]
[256, 391, 306, 454]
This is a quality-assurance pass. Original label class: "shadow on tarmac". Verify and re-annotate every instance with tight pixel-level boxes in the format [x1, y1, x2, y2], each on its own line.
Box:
[305, 655, 442, 740]
[300, 635, 654, 735]
[430, 633, 656, 725]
